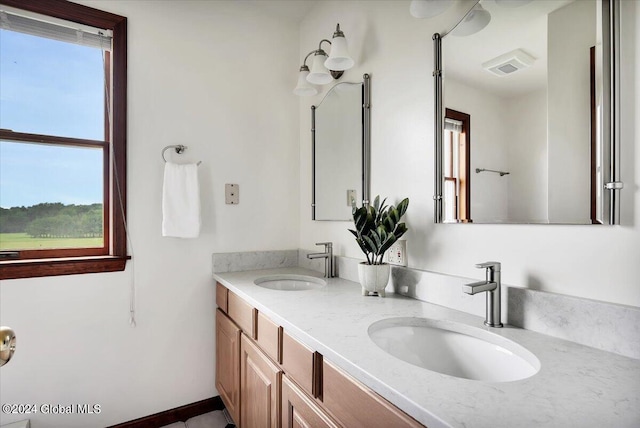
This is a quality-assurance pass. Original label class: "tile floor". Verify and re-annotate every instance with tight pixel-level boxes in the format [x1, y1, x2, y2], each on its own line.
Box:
[159, 410, 230, 428]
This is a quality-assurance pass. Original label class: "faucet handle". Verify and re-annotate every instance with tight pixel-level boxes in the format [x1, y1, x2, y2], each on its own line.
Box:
[315, 242, 333, 248]
[475, 261, 501, 272]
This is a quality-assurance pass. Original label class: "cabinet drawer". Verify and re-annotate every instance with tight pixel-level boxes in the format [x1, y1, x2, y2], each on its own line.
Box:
[282, 375, 339, 428]
[228, 291, 256, 338]
[322, 360, 423, 428]
[281, 331, 318, 397]
[257, 312, 282, 363]
[216, 282, 228, 313]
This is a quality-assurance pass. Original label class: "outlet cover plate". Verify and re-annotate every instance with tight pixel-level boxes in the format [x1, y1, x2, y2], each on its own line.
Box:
[387, 240, 407, 266]
[347, 189, 357, 206]
[225, 184, 239, 204]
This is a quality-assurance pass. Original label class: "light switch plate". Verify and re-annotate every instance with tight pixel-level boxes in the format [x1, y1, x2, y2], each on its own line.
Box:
[225, 184, 239, 204]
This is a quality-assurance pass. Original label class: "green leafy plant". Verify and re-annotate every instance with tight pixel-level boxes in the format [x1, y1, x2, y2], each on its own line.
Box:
[349, 195, 409, 265]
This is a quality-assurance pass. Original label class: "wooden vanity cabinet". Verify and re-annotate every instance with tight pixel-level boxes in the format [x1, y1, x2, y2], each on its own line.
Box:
[215, 309, 241, 425]
[321, 360, 423, 428]
[215, 283, 424, 428]
[282, 375, 339, 428]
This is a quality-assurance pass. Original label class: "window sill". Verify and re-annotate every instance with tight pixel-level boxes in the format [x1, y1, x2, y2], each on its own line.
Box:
[0, 256, 129, 280]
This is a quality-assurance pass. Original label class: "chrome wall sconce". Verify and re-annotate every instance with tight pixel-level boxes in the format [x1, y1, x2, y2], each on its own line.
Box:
[294, 23, 355, 96]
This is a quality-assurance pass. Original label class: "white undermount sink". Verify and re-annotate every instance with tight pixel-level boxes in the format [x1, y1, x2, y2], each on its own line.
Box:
[254, 274, 326, 291]
[368, 317, 540, 383]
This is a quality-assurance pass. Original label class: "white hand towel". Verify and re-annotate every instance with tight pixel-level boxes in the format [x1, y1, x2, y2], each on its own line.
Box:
[162, 162, 201, 238]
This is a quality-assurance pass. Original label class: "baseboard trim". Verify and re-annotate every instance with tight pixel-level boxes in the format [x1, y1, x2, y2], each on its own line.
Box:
[107, 396, 224, 428]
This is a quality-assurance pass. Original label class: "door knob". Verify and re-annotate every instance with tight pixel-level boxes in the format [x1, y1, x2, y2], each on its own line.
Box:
[0, 326, 16, 367]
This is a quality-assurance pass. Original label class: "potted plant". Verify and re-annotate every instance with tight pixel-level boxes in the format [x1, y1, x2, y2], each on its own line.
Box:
[349, 195, 409, 297]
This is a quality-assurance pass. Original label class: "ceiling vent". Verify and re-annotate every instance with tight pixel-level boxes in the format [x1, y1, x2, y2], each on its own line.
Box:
[482, 49, 535, 76]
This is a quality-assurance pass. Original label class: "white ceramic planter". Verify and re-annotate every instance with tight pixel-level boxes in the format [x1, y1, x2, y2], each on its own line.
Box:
[358, 262, 391, 297]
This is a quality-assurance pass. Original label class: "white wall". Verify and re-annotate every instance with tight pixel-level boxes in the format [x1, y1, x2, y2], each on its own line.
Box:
[0, 1, 300, 427]
[299, 0, 640, 307]
[445, 78, 509, 222]
[547, 0, 596, 223]
[506, 89, 548, 222]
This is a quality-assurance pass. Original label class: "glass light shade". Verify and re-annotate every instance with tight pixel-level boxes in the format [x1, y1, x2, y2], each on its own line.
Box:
[494, 0, 532, 8]
[451, 4, 491, 37]
[324, 36, 354, 71]
[293, 69, 318, 96]
[307, 53, 333, 85]
[410, 0, 453, 19]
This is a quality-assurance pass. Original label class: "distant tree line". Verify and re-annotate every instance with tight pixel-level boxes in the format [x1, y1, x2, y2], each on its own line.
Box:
[0, 203, 103, 238]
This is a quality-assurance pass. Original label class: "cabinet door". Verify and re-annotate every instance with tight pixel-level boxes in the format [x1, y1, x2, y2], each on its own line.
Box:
[282, 375, 339, 428]
[241, 334, 282, 428]
[322, 360, 423, 428]
[216, 309, 241, 425]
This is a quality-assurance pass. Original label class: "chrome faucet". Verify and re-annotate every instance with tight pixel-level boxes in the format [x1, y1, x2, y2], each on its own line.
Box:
[463, 262, 503, 328]
[307, 242, 334, 278]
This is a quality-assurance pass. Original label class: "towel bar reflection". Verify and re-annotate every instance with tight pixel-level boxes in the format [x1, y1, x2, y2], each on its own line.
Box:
[476, 168, 509, 177]
[162, 145, 202, 165]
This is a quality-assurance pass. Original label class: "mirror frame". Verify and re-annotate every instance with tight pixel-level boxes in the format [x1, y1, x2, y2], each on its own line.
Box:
[311, 73, 371, 220]
[433, 0, 622, 225]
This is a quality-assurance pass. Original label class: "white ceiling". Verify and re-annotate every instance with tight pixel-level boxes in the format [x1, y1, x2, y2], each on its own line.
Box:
[443, 0, 574, 98]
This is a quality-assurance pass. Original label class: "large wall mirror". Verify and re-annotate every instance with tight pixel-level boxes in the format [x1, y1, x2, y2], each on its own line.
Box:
[312, 74, 371, 220]
[433, 0, 622, 224]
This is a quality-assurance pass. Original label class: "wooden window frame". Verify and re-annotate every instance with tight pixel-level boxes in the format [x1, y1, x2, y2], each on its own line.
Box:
[443, 130, 458, 221]
[444, 108, 471, 222]
[0, 0, 128, 279]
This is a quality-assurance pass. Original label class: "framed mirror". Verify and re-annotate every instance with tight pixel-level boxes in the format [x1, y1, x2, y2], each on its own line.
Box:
[433, 0, 622, 224]
[312, 73, 371, 220]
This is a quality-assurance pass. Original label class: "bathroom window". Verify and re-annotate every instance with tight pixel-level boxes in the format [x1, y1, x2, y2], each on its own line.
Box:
[0, 0, 128, 279]
[443, 109, 471, 223]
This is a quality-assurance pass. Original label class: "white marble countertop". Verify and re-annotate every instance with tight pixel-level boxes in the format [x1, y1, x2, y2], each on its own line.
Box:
[213, 267, 640, 428]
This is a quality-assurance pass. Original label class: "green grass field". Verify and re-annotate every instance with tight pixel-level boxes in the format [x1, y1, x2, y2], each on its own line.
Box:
[0, 233, 103, 250]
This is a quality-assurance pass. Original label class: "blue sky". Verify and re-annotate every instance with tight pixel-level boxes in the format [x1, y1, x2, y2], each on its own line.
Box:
[0, 29, 105, 208]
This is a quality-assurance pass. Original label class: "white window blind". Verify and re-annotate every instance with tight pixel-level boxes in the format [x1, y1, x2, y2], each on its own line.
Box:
[444, 118, 463, 133]
[0, 8, 112, 50]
